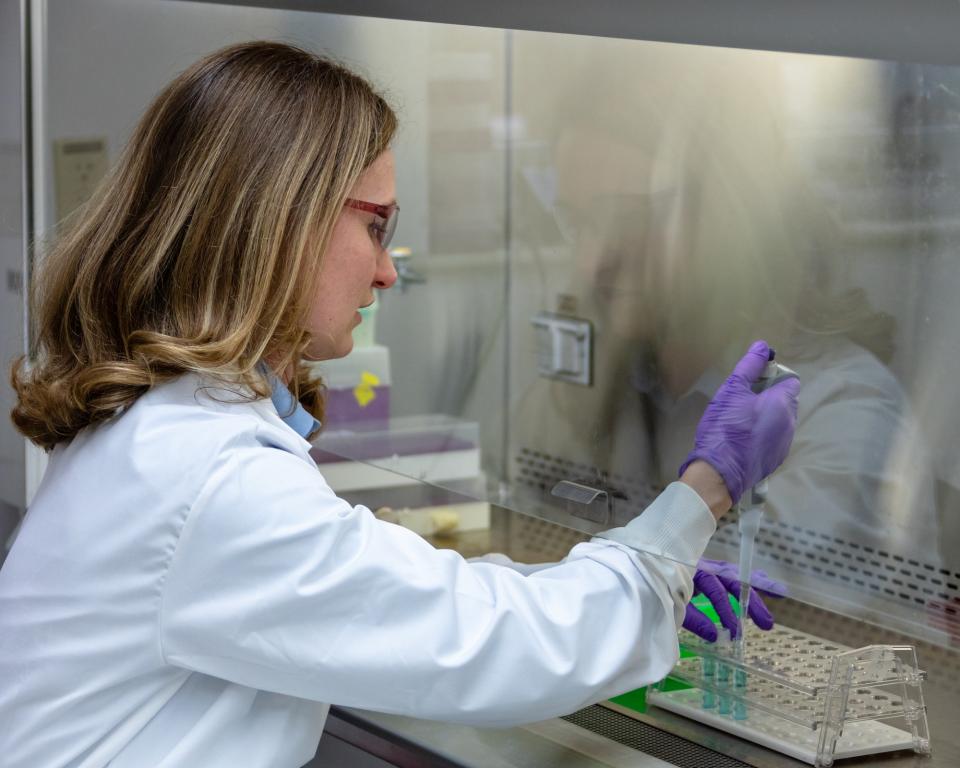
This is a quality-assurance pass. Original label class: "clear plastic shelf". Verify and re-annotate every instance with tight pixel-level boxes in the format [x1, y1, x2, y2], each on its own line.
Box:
[309, 415, 482, 493]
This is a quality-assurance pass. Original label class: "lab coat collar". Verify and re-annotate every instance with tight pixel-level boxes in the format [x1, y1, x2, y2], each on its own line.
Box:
[258, 363, 321, 440]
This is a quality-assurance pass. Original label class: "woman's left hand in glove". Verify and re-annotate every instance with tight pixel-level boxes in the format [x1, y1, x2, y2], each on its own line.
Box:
[682, 557, 787, 642]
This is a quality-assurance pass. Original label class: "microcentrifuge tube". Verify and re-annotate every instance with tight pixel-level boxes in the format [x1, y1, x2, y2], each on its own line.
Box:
[734, 667, 747, 691]
[718, 690, 732, 715]
[733, 667, 748, 719]
[716, 630, 732, 715]
[701, 656, 716, 708]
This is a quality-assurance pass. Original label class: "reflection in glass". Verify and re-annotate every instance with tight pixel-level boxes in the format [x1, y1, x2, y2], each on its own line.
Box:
[508, 36, 958, 643]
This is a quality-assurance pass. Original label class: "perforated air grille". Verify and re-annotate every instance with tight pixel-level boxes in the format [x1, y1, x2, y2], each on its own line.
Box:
[510, 514, 589, 559]
[562, 705, 750, 768]
[711, 521, 957, 602]
[514, 448, 960, 641]
[710, 521, 960, 640]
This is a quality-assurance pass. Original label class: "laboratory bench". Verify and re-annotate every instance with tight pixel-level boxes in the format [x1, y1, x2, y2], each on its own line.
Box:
[309, 507, 960, 768]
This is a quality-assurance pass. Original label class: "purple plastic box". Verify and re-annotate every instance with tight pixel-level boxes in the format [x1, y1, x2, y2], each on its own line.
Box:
[323, 386, 391, 427]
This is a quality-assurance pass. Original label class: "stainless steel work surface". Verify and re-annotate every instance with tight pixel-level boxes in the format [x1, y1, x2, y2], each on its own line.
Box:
[328, 706, 705, 768]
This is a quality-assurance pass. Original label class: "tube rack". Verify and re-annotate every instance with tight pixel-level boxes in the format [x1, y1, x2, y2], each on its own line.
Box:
[647, 624, 931, 766]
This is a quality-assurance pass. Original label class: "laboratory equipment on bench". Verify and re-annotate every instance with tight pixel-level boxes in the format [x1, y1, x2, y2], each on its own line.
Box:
[647, 624, 932, 766]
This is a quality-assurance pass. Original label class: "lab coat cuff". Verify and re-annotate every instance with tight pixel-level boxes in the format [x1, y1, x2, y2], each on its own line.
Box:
[592, 482, 715, 568]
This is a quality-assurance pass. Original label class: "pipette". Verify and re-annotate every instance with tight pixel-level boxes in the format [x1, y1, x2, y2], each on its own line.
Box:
[736, 349, 798, 658]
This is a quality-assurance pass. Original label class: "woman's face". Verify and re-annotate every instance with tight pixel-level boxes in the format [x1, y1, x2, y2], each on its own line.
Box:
[554, 127, 671, 342]
[305, 150, 398, 360]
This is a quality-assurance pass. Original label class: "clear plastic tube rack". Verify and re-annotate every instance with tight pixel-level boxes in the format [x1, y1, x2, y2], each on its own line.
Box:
[647, 624, 931, 766]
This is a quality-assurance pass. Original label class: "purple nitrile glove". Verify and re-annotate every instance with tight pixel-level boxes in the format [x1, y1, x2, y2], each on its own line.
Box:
[682, 558, 788, 642]
[678, 340, 800, 505]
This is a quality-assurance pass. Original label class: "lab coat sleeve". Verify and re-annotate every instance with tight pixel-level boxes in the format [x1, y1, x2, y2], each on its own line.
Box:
[159, 441, 715, 727]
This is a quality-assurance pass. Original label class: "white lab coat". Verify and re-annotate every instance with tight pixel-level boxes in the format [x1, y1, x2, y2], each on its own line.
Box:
[0, 373, 714, 768]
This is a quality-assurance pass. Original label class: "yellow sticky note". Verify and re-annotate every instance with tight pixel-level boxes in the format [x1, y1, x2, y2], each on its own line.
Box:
[359, 371, 381, 387]
[354, 385, 375, 407]
[353, 371, 381, 407]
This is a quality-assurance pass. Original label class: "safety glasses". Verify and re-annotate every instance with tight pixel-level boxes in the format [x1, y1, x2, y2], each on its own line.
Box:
[344, 198, 400, 250]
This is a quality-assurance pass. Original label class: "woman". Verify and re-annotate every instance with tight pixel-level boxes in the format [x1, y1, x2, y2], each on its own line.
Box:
[0, 42, 798, 767]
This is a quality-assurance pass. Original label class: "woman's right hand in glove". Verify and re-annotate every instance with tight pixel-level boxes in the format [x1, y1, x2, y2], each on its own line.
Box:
[679, 340, 800, 506]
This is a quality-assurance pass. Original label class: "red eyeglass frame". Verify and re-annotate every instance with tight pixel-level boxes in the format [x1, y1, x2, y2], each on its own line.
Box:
[344, 198, 400, 249]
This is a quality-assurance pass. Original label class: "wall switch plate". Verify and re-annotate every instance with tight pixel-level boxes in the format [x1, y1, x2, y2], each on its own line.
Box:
[530, 311, 593, 386]
[53, 137, 108, 222]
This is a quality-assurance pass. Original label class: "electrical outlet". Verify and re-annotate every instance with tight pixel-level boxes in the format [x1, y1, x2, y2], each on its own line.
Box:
[530, 311, 593, 386]
[53, 137, 108, 222]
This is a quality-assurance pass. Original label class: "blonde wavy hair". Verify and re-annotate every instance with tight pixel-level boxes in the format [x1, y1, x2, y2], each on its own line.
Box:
[12, 41, 397, 450]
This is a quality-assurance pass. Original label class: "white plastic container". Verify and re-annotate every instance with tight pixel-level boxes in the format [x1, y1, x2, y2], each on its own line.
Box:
[353, 301, 377, 347]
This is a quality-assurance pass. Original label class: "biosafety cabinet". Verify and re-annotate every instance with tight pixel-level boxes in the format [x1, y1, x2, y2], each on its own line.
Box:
[7, 0, 960, 765]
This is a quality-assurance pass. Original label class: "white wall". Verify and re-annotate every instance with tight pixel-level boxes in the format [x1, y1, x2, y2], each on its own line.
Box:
[42, 0, 431, 253]
[0, 0, 26, 525]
